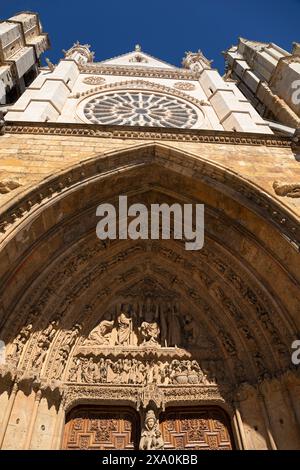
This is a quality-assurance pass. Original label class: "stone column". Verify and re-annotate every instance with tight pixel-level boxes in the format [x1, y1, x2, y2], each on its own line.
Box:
[51, 398, 66, 449]
[257, 391, 277, 450]
[0, 382, 18, 448]
[23, 389, 42, 449]
[232, 405, 247, 449]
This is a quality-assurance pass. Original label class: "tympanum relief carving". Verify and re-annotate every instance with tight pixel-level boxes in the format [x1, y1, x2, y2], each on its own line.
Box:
[67, 356, 213, 386]
[65, 299, 225, 393]
[82, 301, 199, 348]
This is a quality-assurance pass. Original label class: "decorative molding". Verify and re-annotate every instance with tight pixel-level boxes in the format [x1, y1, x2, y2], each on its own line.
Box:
[79, 64, 200, 80]
[63, 383, 225, 412]
[129, 54, 148, 64]
[4, 121, 291, 147]
[0, 139, 298, 252]
[71, 79, 209, 109]
[173, 82, 196, 91]
[83, 90, 199, 128]
[82, 76, 106, 85]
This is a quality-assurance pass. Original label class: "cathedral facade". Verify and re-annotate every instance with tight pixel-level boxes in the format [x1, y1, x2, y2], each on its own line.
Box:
[0, 11, 300, 450]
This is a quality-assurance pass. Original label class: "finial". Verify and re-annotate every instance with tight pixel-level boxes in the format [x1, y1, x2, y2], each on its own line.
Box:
[135, 44, 141, 52]
[45, 58, 55, 71]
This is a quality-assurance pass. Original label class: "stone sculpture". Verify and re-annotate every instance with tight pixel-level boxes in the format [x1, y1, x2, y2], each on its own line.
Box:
[139, 409, 164, 450]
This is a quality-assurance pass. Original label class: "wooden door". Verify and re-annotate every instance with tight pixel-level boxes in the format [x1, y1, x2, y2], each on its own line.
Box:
[63, 406, 140, 450]
[160, 407, 234, 450]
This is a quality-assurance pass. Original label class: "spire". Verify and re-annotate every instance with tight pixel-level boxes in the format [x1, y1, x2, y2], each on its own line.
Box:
[62, 41, 95, 65]
[182, 50, 212, 73]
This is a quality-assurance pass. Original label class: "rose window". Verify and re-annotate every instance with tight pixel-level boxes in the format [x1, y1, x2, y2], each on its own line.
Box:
[83, 91, 198, 128]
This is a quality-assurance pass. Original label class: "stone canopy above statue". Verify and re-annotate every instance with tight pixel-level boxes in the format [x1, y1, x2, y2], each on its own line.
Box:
[82, 300, 199, 349]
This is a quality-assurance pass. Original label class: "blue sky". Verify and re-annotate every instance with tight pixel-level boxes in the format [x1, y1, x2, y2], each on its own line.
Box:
[1, 0, 299, 72]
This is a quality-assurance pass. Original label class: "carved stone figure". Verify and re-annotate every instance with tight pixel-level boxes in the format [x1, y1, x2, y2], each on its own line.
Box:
[32, 320, 58, 370]
[139, 409, 164, 450]
[140, 302, 160, 345]
[99, 358, 108, 383]
[273, 181, 300, 198]
[116, 307, 132, 345]
[219, 330, 236, 356]
[68, 357, 81, 382]
[67, 356, 211, 386]
[60, 323, 82, 353]
[81, 357, 99, 383]
[54, 349, 69, 379]
[84, 315, 114, 346]
[8, 324, 33, 364]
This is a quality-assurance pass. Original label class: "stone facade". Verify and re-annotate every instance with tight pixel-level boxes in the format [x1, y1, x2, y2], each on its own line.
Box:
[224, 39, 300, 131]
[0, 12, 49, 106]
[0, 11, 300, 450]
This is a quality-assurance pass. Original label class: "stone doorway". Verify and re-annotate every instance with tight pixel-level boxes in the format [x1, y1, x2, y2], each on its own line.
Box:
[62, 406, 140, 450]
[62, 405, 234, 450]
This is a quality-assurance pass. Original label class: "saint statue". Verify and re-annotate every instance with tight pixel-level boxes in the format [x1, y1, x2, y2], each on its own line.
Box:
[140, 300, 160, 345]
[116, 306, 132, 345]
[139, 409, 164, 450]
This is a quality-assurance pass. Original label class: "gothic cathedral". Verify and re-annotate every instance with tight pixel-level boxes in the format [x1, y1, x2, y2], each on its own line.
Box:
[0, 11, 300, 450]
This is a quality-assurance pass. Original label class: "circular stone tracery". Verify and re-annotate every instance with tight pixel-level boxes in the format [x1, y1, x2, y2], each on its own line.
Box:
[83, 91, 199, 128]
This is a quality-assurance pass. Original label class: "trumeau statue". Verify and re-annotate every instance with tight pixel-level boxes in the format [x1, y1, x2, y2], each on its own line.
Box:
[139, 409, 164, 450]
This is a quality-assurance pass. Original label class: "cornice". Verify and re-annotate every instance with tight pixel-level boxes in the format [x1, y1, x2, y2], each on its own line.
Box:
[3, 121, 292, 148]
[79, 63, 200, 80]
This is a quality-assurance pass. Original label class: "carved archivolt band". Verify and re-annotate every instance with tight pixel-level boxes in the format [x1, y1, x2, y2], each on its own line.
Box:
[0, 143, 298, 254]
[71, 79, 209, 110]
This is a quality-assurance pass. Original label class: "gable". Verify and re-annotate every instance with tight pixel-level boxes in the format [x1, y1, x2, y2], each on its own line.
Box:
[99, 48, 177, 69]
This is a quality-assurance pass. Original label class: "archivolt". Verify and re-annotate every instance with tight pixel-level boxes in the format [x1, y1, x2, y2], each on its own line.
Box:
[0, 143, 299, 389]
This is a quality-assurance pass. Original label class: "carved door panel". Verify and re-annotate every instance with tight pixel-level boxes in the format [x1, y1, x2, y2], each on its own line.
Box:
[63, 407, 140, 450]
[160, 407, 234, 450]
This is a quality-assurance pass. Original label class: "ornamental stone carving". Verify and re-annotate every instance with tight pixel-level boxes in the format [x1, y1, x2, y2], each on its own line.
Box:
[273, 180, 300, 198]
[173, 82, 196, 91]
[139, 410, 164, 450]
[83, 91, 199, 128]
[82, 301, 200, 349]
[129, 54, 148, 63]
[63, 41, 95, 64]
[7, 324, 33, 366]
[0, 178, 21, 194]
[67, 356, 211, 386]
[182, 50, 212, 72]
[82, 76, 106, 85]
[139, 409, 164, 450]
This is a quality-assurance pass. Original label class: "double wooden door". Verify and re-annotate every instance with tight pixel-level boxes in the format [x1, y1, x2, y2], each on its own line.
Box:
[63, 406, 234, 450]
